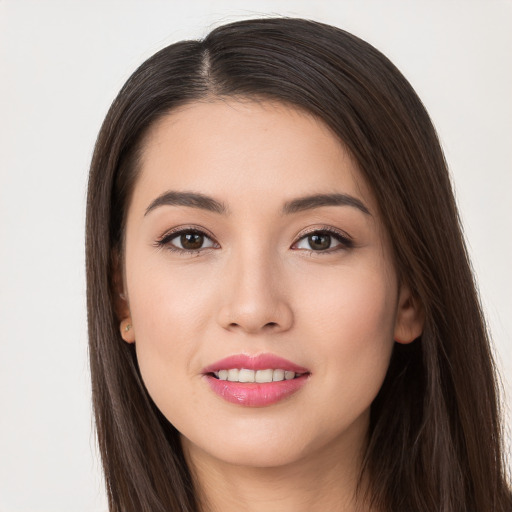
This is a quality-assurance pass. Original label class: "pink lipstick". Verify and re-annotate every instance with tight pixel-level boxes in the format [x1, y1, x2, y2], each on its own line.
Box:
[203, 353, 310, 407]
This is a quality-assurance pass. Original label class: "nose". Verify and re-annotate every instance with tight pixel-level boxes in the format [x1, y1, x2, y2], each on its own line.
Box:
[216, 249, 294, 335]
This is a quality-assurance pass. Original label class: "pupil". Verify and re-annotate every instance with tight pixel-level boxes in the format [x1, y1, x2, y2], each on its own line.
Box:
[309, 234, 330, 250]
[181, 233, 203, 250]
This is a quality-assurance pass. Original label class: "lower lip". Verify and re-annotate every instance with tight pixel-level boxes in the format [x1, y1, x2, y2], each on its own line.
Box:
[205, 374, 309, 407]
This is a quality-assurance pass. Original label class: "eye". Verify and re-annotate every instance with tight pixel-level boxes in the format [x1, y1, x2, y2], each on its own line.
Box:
[156, 228, 218, 254]
[293, 228, 353, 253]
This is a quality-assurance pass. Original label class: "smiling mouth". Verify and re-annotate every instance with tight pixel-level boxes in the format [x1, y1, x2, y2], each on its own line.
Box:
[204, 355, 310, 406]
[209, 368, 307, 383]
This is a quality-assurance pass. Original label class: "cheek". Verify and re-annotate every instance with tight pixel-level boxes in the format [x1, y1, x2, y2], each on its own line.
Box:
[125, 260, 219, 403]
[296, 260, 397, 340]
[128, 257, 217, 335]
[295, 264, 397, 405]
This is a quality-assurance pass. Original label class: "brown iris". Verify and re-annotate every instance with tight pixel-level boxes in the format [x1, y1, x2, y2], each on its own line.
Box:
[308, 233, 331, 250]
[180, 232, 204, 250]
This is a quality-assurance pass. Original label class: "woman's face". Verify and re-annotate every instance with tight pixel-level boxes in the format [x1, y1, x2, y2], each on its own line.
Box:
[120, 99, 421, 469]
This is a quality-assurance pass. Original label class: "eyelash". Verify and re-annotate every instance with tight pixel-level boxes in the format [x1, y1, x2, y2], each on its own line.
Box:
[154, 225, 354, 256]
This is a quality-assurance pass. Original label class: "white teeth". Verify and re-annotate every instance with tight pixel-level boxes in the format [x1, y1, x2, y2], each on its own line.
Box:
[255, 369, 274, 383]
[214, 368, 298, 383]
[227, 369, 240, 381]
[272, 369, 285, 382]
[238, 369, 255, 382]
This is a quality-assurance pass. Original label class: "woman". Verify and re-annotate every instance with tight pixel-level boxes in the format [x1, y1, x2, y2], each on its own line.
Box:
[85, 17, 511, 512]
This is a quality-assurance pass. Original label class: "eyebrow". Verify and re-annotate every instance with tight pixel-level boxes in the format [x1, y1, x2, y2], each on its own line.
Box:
[282, 193, 370, 216]
[144, 191, 371, 217]
[145, 191, 228, 216]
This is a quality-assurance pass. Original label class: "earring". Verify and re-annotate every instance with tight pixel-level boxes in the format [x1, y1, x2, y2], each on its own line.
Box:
[120, 319, 134, 342]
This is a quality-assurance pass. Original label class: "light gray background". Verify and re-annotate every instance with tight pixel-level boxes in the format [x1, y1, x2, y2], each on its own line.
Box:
[1, 1, 511, 511]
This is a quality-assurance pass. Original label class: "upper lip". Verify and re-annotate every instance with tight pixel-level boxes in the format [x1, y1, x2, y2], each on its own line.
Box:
[202, 353, 309, 374]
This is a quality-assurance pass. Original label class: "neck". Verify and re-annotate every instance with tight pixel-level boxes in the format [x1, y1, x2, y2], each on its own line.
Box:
[182, 413, 372, 512]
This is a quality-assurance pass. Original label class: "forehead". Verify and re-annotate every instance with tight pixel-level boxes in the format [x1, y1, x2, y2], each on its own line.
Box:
[133, 99, 375, 214]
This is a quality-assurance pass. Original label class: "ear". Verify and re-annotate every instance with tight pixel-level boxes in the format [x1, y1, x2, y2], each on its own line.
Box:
[112, 250, 135, 344]
[393, 283, 424, 344]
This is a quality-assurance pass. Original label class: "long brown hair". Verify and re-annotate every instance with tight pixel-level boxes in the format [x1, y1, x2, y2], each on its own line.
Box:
[86, 17, 511, 512]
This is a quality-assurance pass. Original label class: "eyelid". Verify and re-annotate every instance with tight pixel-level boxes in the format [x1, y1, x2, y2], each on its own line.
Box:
[295, 225, 352, 240]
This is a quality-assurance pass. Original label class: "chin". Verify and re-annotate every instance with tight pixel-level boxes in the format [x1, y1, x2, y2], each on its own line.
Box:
[206, 442, 306, 469]
[180, 423, 315, 469]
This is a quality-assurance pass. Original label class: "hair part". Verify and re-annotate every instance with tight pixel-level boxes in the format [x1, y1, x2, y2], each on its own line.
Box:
[86, 17, 511, 511]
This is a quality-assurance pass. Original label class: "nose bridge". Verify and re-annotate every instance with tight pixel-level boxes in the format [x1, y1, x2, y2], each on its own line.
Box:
[217, 239, 293, 334]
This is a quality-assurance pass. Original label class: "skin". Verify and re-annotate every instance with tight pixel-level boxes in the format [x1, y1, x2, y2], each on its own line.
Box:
[118, 99, 423, 512]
